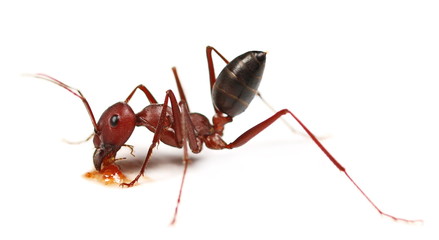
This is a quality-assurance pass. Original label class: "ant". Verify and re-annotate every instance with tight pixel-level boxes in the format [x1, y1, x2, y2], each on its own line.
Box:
[31, 46, 421, 225]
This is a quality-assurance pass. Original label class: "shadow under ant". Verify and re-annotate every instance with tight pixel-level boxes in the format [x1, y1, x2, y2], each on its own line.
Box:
[115, 151, 201, 176]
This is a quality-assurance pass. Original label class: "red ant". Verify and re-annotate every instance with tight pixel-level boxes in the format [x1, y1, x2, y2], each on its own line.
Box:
[31, 46, 421, 225]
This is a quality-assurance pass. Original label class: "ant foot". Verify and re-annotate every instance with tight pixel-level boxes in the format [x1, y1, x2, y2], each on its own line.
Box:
[120, 179, 138, 188]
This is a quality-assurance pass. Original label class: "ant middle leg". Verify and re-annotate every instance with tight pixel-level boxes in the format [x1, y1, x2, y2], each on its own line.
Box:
[171, 67, 190, 112]
[125, 84, 158, 104]
[120, 90, 178, 187]
[169, 100, 201, 225]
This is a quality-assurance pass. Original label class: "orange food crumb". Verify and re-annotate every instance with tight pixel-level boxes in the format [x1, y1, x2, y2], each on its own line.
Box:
[84, 164, 130, 185]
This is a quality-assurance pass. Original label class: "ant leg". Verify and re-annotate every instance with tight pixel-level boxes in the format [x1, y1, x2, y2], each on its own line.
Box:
[121, 90, 176, 187]
[171, 67, 190, 112]
[121, 90, 192, 187]
[170, 100, 202, 225]
[256, 92, 318, 138]
[206, 46, 230, 92]
[125, 84, 158, 104]
[206, 46, 230, 115]
[223, 109, 422, 223]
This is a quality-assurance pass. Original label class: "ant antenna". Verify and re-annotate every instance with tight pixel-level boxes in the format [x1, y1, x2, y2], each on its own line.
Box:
[24, 73, 99, 132]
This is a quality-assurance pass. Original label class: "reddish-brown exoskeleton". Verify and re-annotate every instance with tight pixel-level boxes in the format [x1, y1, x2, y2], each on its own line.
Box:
[32, 46, 421, 225]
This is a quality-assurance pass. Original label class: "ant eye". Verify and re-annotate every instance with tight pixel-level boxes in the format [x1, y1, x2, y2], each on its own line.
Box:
[110, 115, 119, 127]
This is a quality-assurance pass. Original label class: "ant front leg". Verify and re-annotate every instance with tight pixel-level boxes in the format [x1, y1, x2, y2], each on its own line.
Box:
[220, 109, 421, 223]
[120, 90, 177, 187]
[120, 89, 197, 188]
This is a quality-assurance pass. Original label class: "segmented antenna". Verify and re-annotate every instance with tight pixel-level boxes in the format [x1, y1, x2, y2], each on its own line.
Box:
[25, 73, 99, 132]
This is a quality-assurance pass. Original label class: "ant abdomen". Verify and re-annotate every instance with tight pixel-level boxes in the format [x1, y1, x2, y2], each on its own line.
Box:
[212, 51, 266, 117]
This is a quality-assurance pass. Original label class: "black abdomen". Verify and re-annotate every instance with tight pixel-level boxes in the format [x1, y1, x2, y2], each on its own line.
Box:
[212, 51, 266, 117]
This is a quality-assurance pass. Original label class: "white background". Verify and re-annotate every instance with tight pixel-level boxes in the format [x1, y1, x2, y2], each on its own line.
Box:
[1, 0, 438, 239]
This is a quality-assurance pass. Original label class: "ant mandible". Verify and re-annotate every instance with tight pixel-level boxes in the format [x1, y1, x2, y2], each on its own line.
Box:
[32, 46, 421, 225]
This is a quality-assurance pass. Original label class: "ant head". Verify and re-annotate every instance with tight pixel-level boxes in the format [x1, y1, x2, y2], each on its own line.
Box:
[31, 74, 136, 171]
[93, 102, 136, 170]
